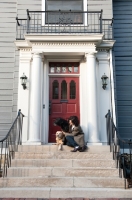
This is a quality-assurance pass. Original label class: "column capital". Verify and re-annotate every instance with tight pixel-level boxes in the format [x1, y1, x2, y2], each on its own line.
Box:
[84, 51, 97, 62]
[31, 52, 45, 62]
[32, 52, 42, 57]
[96, 51, 110, 63]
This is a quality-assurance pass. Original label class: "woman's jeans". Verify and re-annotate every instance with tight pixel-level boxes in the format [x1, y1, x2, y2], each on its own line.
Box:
[66, 135, 78, 147]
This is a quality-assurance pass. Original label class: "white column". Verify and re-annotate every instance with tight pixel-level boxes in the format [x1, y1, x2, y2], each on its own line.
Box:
[28, 53, 42, 144]
[86, 52, 100, 143]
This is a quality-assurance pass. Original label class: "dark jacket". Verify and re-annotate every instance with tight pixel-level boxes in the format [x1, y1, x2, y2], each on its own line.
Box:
[65, 125, 85, 147]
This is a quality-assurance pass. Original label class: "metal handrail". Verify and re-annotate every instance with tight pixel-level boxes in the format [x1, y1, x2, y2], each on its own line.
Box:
[16, 10, 113, 40]
[105, 110, 132, 189]
[0, 109, 24, 177]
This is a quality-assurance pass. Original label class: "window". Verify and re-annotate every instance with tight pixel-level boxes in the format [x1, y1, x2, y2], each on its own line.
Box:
[61, 80, 67, 99]
[70, 80, 76, 99]
[49, 62, 79, 74]
[52, 80, 59, 99]
[45, 0, 83, 11]
[42, 0, 87, 25]
[44, 0, 84, 24]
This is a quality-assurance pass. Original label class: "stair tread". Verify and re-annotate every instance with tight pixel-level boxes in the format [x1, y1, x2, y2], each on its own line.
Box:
[8, 166, 117, 169]
[0, 187, 132, 198]
[1, 177, 124, 179]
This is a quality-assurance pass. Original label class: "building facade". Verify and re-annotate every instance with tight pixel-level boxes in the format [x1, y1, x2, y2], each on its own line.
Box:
[1, 0, 130, 145]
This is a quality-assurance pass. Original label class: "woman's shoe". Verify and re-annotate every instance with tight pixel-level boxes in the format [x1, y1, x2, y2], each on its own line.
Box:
[71, 146, 80, 152]
[79, 145, 87, 152]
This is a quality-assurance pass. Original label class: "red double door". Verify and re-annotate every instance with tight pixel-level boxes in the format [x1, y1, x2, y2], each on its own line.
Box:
[49, 77, 80, 142]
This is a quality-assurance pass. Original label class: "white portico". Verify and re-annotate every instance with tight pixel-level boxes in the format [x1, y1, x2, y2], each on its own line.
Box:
[15, 34, 115, 145]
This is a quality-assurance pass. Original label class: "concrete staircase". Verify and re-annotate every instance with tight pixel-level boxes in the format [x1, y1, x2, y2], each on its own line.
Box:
[0, 145, 132, 198]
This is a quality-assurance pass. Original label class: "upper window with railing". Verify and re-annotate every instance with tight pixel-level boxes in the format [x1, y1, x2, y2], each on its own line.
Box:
[45, 0, 83, 24]
[42, 0, 87, 24]
[16, 0, 113, 40]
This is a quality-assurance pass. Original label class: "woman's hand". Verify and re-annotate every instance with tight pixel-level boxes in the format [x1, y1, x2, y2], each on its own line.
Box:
[62, 131, 66, 135]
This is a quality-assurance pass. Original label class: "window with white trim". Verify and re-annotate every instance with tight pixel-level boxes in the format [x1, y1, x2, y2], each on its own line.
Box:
[46, 0, 83, 11]
[42, 0, 87, 25]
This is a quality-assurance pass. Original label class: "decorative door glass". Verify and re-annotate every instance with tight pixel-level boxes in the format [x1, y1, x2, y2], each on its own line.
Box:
[52, 80, 59, 99]
[70, 80, 76, 99]
[61, 80, 67, 99]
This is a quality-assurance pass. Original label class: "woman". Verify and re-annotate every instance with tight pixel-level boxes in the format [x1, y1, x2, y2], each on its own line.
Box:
[63, 116, 87, 152]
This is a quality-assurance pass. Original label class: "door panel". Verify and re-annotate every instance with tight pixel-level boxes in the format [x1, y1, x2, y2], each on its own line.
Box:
[49, 77, 80, 142]
[67, 104, 76, 113]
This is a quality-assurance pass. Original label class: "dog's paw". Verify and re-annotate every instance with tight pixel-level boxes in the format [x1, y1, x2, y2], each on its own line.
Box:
[58, 144, 62, 150]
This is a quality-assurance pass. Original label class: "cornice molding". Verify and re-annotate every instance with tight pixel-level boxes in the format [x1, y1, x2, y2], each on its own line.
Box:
[32, 42, 96, 46]
[97, 48, 109, 53]
[20, 48, 32, 52]
[96, 53, 110, 62]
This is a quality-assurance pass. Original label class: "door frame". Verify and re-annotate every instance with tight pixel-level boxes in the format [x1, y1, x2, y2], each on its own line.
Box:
[42, 59, 80, 144]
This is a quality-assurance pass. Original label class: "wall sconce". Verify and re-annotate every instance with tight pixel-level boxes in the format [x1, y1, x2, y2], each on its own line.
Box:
[20, 73, 27, 90]
[101, 73, 108, 90]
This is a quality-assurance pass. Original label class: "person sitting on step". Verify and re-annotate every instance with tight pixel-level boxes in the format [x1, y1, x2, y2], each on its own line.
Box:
[62, 116, 87, 152]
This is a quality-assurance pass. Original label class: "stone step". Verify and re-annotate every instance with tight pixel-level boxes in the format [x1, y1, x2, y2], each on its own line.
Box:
[1, 187, 132, 198]
[14, 152, 113, 159]
[11, 158, 116, 168]
[17, 145, 110, 153]
[7, 167, 119, 177]
[0, 177, 124, 188]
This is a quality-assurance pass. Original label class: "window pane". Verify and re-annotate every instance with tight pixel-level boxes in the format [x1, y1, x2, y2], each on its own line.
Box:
[50, 67, 55, 73]
[52, 80, 59, 99]
[46, 0, 83, 24]
[74, 66, 78, 73]
[61, 80, 67, 99]
[46, 0, 83, 11]
[70, 80, 76, 99]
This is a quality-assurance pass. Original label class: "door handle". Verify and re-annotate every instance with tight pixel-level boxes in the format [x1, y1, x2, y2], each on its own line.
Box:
[49, 100, 52, 115]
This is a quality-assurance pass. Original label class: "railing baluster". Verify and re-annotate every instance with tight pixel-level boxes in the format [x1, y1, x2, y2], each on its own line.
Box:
[16, 10, 113, 40]
[100, 9, 103, 33]
[0, 110, 24, 178]
[105, 110, 132, 189]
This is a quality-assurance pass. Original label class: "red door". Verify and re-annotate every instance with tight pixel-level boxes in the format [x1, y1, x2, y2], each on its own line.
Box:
[49, 77, 80, 142]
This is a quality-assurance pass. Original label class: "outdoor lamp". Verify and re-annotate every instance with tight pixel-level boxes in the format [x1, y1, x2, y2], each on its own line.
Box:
[20, 73, 27, 90]
[101, 73, 108, 90]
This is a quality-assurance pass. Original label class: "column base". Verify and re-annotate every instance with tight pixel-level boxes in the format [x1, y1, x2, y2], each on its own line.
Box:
[24, 141, 42, 145]
[88, 142, 102, 146]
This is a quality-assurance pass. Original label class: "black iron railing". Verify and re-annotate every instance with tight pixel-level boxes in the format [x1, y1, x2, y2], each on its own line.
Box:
[0, 109, 24, 177]
[105, 110, 132, 189]
[16, 10, 113, 40]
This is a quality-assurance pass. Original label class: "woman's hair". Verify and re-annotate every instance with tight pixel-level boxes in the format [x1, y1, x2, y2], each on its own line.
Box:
[69, 116, 79, 126]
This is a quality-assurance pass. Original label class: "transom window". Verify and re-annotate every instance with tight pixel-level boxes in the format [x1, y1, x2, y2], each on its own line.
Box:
[49, 62, 79, 74]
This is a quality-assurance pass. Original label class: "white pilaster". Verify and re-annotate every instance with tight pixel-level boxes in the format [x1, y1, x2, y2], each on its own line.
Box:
[86, 52, 100, 143]
[96, 50, 110, 144]
[28, 53, 42, 144]
[18, 49, 32, 143]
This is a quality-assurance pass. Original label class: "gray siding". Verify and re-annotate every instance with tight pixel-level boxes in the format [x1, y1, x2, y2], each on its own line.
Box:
[88, 0, 112, 18]
[0, 1, 17, 139]
[113, 0, 132, 138]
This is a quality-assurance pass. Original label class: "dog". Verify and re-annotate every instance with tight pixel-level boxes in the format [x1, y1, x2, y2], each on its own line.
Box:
[54, 117, 69, 150]
[54, 117, 69, 132]
[56, 131, 65, 150]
